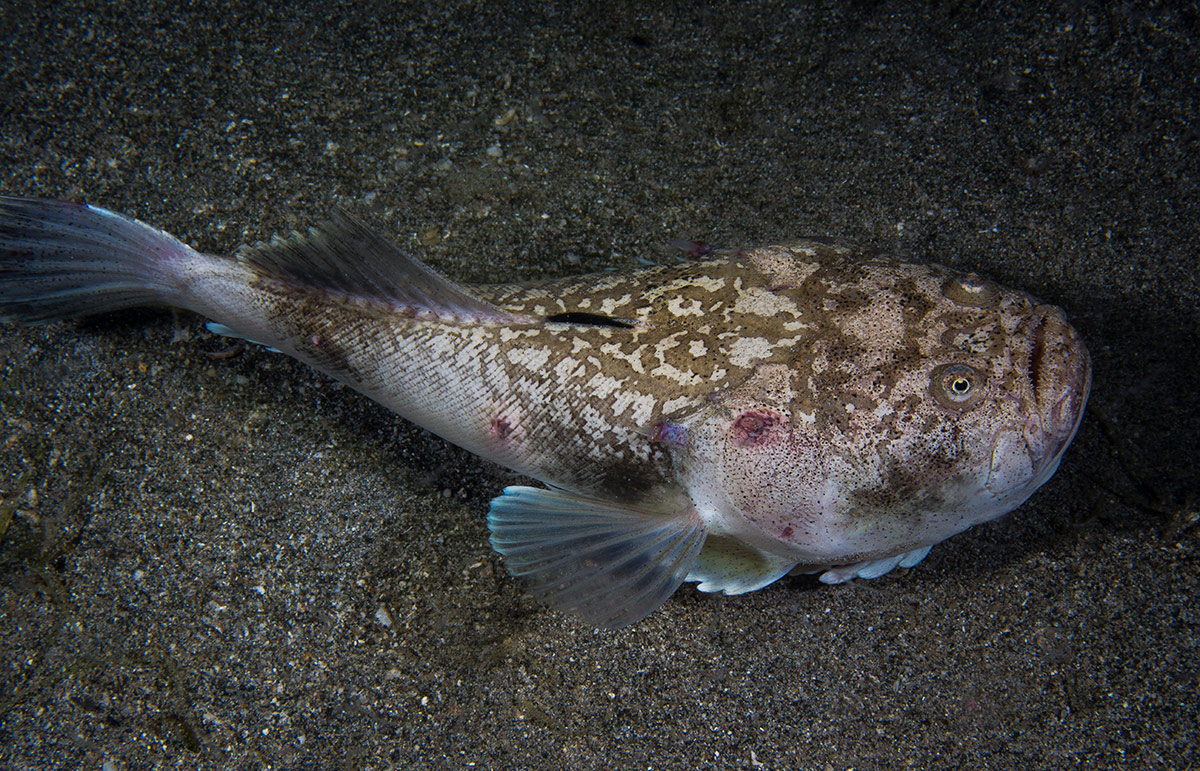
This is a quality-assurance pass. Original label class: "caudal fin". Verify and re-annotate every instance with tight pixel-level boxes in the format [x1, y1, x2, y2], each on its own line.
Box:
[0, 196, 197, 323]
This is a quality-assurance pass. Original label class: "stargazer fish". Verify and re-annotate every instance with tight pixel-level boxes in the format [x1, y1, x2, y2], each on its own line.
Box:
[0, 196, 1091, 628]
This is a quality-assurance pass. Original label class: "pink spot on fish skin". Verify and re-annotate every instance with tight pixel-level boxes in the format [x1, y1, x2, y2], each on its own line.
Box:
[649, 421, 688, 447]
[490, 416, 514, 441]
[781, 525, 794, 539]
[731, 410, 781, 447]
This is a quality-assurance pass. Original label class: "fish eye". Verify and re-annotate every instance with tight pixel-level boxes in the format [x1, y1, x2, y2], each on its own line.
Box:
[931, 364, 986, 409]
[942, 273, 997, 307]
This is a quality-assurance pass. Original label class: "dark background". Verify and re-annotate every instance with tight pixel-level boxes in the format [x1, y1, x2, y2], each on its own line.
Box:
[1, 2, 1196, 769]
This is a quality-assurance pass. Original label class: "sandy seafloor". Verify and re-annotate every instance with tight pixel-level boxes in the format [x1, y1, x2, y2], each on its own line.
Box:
[0, 2, 1197, 769]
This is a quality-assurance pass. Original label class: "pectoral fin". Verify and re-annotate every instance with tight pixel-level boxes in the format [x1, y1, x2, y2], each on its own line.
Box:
[486, 486, 706, 629]
[686, 534, 797, 595]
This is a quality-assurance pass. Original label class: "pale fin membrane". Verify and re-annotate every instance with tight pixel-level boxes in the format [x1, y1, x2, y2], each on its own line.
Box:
[0, 196, 195, 322]
[815, 545, 934, 585]
[686, 534, 797, 595]
[205, 322, 281, 352]
[487, 486, 706, 629]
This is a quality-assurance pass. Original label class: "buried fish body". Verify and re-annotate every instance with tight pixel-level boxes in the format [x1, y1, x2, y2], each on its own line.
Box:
[0, 197, 1091, 628]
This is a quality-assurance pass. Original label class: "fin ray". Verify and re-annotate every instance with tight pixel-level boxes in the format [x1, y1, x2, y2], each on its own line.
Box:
[0, 196, 194, 322]
[240, 210, 534, 325]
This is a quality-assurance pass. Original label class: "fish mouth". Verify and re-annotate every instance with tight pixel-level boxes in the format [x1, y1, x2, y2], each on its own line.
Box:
[1026, 304, 1092, 467]
[986, 305, 1090, 499]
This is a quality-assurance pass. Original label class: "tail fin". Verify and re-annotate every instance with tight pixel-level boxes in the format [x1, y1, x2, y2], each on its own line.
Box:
[0, 196, 197, 323]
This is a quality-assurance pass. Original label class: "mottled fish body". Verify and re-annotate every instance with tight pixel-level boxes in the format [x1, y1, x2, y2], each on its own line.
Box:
[0, 197, 1091, 628]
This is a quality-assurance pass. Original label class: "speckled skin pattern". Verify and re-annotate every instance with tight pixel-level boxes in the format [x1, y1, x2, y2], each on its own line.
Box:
[183, 237, 1090, 582]
[0, 196, 1091, 598]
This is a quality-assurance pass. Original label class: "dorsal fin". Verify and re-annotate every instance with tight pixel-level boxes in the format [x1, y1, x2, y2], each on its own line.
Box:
[239, 210, 534, 325]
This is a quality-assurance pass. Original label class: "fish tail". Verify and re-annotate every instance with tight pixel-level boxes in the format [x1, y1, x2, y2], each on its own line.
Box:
[0, 196, 198, 323]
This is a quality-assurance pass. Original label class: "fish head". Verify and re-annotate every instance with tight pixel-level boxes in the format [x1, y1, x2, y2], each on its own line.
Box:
[676, 260, 1092, 566]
